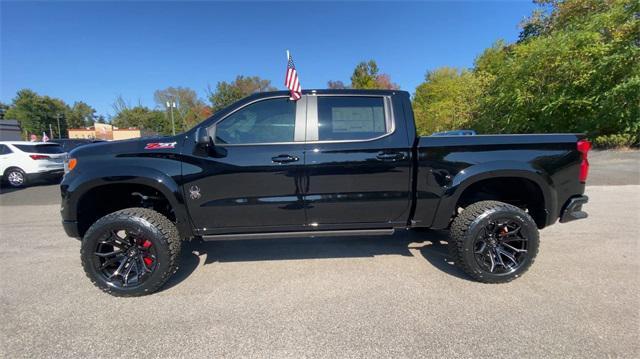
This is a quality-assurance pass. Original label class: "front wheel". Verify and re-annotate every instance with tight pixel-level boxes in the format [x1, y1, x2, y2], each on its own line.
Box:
[80, 208, 181, 296]
[449, 200, 539, 283]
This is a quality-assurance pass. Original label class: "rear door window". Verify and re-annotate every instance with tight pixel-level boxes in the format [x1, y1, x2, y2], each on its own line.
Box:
[316, 96, 388, 141]
[14, 144, 65, 154]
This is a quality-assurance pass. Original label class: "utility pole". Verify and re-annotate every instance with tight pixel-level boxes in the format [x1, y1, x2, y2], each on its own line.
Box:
[49, 124, 54, 141]
[166, 101, 176, 136]
[56, 113, 62, 139]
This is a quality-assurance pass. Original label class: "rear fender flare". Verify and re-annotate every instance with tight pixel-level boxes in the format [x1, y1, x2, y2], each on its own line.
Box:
[431, 161, 557, 228]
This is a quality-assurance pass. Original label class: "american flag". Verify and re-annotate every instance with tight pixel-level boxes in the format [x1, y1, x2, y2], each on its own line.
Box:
[285, 51, 302, 100]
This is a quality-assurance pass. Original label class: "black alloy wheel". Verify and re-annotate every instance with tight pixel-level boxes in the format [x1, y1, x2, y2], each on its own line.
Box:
[473, 219, 529, 274]
[92, 229, 158, 288]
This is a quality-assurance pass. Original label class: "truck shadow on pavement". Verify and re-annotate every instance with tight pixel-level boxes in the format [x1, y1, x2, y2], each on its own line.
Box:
[0, 180, 61, 195]
[162, 229, 472, 291]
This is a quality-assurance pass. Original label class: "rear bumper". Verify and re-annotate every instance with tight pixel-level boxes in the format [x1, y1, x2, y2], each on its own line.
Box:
[559, 195, 589, 223]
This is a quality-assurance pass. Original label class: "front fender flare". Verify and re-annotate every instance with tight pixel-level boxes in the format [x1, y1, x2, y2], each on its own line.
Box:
[63, 165, 193, 238]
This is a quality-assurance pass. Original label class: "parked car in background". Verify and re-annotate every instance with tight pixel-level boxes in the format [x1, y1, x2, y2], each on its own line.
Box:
[50, 138, 104, 152]
[431, 129, 477, 136]
[0, 141, 66, 187]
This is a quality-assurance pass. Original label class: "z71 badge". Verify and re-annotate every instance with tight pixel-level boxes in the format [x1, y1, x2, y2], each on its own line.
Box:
[144, 142, 177, 150]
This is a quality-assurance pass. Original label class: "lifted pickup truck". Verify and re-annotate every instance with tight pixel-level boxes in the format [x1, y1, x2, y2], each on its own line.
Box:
[61, 89, 590, 296]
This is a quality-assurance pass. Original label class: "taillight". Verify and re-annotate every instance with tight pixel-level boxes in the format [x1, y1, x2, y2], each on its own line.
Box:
[577, 139, 591, 183]
[29, 154, 51, 160]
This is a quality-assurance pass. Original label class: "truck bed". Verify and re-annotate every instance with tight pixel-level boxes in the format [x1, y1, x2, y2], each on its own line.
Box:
[411, 134, 586, 229]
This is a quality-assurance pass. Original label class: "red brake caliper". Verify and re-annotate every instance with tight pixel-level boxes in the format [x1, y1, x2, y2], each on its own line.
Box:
[141, 240, 153, 266]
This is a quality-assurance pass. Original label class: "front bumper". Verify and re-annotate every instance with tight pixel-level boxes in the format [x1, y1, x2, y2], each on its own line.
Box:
[62, 220, 81, 240]
[559, 195, 589, 223]
[60, 177, 81, 240]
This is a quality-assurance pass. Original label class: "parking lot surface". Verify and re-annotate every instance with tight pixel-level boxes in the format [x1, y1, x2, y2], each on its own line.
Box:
[0, 151, 638, 358]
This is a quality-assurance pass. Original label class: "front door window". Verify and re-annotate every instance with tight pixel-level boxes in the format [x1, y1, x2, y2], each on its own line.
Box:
[215, 98, 296, 145]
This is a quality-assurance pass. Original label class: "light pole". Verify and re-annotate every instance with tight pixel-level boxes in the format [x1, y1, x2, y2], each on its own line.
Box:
[56, 113, 62, 139]
[166, 101, 176, 136]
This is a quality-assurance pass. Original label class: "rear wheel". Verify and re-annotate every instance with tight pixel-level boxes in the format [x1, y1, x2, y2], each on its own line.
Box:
[449, 200, 539, 283]
[5, 168, 26, 187]
[80, 207, 181, 296]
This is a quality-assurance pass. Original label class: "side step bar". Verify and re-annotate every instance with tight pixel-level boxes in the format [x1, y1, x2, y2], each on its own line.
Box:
[202, 228, 395, 241]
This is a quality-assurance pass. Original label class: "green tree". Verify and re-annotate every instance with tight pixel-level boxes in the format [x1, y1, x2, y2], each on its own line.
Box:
[412, 67, 483, 135]
[112, 106, 170, 135]
[351, 60, 379, 89]
[67, 101, 96, 128]
[4, 89, 70, 138]
[350, 60, 400, 90]
[208, 76, 276, 113]
[472, 0, 639, 145]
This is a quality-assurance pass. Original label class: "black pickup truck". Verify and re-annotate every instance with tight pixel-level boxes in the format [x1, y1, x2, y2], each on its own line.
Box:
[60, 89, 590, 296]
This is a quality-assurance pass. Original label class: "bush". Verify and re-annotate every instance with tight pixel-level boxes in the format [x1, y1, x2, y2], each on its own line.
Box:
[412, 68, 481, 135]
[592, 133, 639, 149]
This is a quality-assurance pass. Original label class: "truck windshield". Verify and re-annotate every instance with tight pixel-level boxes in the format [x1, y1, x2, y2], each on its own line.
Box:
[14, 144, 65, 154]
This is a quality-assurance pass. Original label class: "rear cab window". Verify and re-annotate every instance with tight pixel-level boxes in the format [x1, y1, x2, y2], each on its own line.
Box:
[14, 144, 65, 154]
[314, 96, 392, 141]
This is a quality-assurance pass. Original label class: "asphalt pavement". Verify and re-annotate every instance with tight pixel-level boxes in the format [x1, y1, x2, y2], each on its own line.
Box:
[588, 149, 640, 186]
[0, 150, 638, 358]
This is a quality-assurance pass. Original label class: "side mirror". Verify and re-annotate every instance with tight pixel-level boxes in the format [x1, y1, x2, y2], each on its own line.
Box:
[195, 127, 213, 147]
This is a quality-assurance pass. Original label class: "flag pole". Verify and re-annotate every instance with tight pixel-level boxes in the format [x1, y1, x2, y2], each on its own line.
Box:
[286, 50, 290, 60]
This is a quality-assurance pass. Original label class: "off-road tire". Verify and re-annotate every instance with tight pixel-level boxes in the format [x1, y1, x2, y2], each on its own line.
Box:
[80, 208, 181, 297]
[449, 200, 539, 283]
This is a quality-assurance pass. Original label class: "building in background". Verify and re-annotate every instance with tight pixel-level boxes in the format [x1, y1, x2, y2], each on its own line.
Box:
[68, 123, 153, 141]
[0, 120, 22, 140]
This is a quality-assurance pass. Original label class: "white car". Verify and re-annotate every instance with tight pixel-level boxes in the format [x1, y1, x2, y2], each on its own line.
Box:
[0, 141, 66, 187]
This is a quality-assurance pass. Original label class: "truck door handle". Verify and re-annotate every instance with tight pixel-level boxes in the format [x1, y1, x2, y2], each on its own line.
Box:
[271, 154, 299, 163]
[376, 152, 405, 161]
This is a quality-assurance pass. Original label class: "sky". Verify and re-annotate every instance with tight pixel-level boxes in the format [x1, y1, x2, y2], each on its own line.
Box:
[1, 0, 537, 117]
